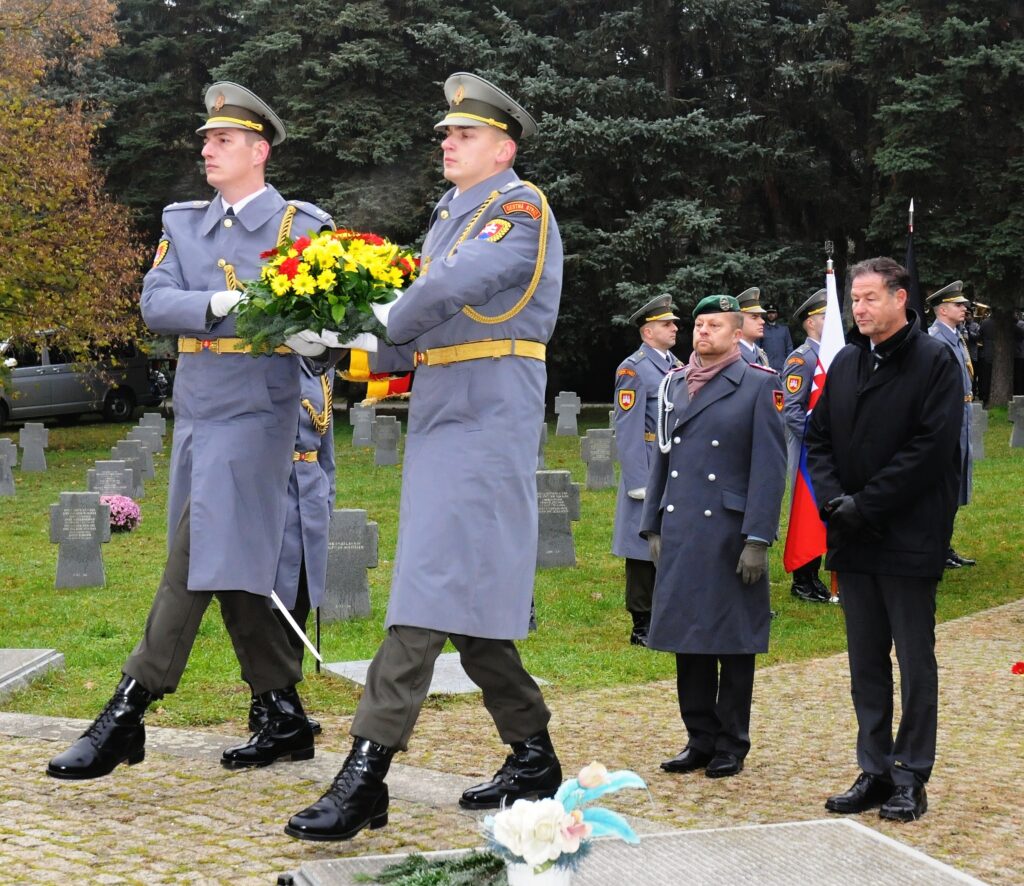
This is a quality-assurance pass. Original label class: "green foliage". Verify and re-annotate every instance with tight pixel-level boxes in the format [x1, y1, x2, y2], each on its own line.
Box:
[354, 851, 507, 885]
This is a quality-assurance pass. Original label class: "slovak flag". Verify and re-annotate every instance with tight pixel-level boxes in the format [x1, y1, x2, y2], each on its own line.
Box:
[783, 263, 846, 572]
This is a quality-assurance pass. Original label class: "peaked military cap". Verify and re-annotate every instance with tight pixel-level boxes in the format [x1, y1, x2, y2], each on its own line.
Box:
[926, 280, 969, 308]
[736, 287, 766, 314]
[764, 303, 779, 312]
[693, 294, 741, 318]
[795, 288, 828, 322]
[628, 294, 681, 328]
[196, 82, 287, 146]
[434, 72, 538, 140]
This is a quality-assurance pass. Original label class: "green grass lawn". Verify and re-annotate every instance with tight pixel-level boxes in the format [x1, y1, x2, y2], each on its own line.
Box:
[1, 406, 1020, 728]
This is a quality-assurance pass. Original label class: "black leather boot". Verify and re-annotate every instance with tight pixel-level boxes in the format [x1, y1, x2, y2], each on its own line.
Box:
[47, 675, 154, 780]
[284, 738, 394, 841]
[629, 611, 650, 646]
[222, 686, 314, 769]
[248, 692, 321, 735]
[459, 730, 562, 809]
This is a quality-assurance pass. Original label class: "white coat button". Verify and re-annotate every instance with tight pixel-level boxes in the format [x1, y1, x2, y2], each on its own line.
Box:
[708, 473, 716, 481]
[673, 436, 681, 444]
[704, 509, 712, 517]
[670, 470, 678, 478]
[711, 439, 720, 447]
[440, 209, 450, 219]
[223, 218, 233, 228]
[666, 505, 675, 513]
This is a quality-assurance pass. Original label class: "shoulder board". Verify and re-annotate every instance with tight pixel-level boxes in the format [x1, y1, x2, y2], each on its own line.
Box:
[626, 349, 646, 365]
[796, 342, 811, 353]
[749, 363, 779, 375]
[288, 200, 332, 223]
[164, 200, 210, 212]
[499, 181, 519, 194]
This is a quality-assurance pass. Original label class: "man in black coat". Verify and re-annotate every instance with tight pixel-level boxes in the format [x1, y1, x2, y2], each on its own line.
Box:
[805, 257, 963, 823]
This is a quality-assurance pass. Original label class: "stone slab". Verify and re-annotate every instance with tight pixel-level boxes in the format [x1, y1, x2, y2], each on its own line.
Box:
[0, 649, 64, 700]
[284, 819, 988, 886]
[324, 652, 546, 696]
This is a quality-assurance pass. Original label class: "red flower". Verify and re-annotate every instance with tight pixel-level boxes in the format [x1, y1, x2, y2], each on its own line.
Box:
[292, 235, 312, 253]
[259, 248, 279, 259]
[1012, 661, 1024, 675]
[278, 256, 301, 279]
[359, 232, 385, 246]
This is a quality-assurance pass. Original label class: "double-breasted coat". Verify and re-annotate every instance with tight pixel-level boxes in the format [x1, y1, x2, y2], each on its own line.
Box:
[782, 338, 819, 478]
[273, 361, 336, 610]
[928, 320, 973, 505]
[371, 169, 563, 639]
[141, 186, 332, 596]
[611, 343, 681, 560]
[639, 359, 787, 654]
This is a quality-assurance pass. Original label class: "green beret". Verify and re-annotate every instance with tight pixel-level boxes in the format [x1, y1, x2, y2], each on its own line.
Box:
[693, 295, 741, 318]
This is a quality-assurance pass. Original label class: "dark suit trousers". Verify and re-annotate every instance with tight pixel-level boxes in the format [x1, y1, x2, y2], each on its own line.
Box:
[625, 558, 655, 614]
[793, 556, 822, 579]
[675, 653, 755, 759]
[123, 501, 303, 697]
[351, 625, 551, 751]
[839, 572, 938, 786]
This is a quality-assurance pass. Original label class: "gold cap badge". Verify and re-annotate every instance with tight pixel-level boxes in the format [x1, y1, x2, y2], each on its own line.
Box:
[452, 85, 465, 105]
[212, 93, 226, 112]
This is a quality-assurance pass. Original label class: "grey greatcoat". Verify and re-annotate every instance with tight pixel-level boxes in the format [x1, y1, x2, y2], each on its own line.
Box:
[639, 359, 787, 654]
[371, 169, 563, 639]
[141, 186, 332, 596]
[782, 337, 819, 479]
[611, 343, 681, 560]
[274, 362, 336, 610]
[928, 320, 973, 505]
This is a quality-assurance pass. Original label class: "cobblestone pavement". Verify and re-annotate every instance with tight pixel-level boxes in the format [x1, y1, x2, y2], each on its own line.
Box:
[1, 599, 1021, 885]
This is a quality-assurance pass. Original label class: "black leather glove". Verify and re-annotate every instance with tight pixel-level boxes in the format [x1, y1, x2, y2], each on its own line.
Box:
[825, 495, 868, 535]
[736, 539, 769, 585]
[647, 533, 661, 566]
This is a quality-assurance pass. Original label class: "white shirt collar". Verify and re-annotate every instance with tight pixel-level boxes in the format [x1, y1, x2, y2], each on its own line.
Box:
[221, 186, 267, 215]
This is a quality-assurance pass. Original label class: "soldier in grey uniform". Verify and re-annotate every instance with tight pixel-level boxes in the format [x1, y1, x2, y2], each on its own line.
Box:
[642, 295, 786, 779]
[286, 72, 564, 842]
[611, 294, 683, 646]
[782, 288, 832, 603]
[47, 83, 336, 781]
[762, 303, 794, 372]
[927, 281, 976, 569]
[736, 287, 771, 367]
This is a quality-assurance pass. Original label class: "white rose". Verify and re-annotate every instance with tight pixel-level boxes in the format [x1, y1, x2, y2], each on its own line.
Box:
[518, 798, 573, 868]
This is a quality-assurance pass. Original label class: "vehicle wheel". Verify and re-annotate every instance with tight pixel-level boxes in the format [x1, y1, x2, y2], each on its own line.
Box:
[103, 388, 135, 422]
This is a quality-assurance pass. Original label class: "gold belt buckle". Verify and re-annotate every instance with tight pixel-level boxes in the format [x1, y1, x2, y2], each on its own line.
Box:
[200, 338, 218, 353]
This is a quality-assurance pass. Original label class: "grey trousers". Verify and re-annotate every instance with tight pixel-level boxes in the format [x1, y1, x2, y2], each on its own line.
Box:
[123, 501, 302, 697]
[351, 625, 550, 751]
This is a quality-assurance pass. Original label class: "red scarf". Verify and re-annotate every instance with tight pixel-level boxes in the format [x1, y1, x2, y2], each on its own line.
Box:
[685, 347, 742, 401]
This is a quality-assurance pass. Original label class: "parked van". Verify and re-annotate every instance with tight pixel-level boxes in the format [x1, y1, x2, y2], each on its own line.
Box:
[0, 335, 165, 428]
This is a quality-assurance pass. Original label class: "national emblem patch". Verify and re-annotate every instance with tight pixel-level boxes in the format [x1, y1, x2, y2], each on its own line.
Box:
[476, 219, 513, 242]
[618, 390, 636, 411]
[773, 390, 785, 412]
[785, 374, 803, 394]
[152, 240, 170, 269]
[501, 200, 541, 219]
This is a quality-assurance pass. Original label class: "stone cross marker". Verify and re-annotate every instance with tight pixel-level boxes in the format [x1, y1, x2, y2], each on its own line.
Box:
[350, 404, 376, 448]
[0, 436, 17, 470]
[140, 412, 167, 435]
[19, 422, 48, 472]
[1010, 395, 1024, 423]
[128, 425, 163, 456]
[372, 415, 400, 466]
[554, 391, 582, 436]
[110, 440, 145, 499]
[537, 422, 547, 469]
[50, 491, 110, 588]
[0, 446, 14, 496]
[119, 435, 155, 480]
[969, 402, 986, 460]
[609, 409, 616, 430]
[536, 470, 582, 568]
[322, 509, 379, 622]
[87, 460, 135, 498]
[581, 428, 617, 490]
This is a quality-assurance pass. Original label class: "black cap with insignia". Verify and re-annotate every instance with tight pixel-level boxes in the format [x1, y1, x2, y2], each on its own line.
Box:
[628, 294, 682, 328]
[435, 72, 537, 141]
[795, 288, 828, 322]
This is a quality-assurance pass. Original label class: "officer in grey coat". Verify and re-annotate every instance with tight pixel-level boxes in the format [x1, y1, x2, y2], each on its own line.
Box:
[641, 295, 787, 779]
[736, 287, 771, 366]
[783, 289, 832, 603]
[927, 281, 976, 568]
[612, 294, 682, 646]
[286, 72, 564, 843]
[48, 83, 335, 782]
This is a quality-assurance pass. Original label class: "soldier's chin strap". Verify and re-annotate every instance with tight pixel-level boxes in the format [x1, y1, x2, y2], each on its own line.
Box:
[656, 370, 677, 454]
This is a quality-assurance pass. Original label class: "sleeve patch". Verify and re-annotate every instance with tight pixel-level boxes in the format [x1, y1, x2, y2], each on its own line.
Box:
[152, 239, 170, 269]
[774, 390, 785, 412]
[617, 367, 637, 377]
[618, 390, 636, 411]
[501, 200, 541, 219]
[476, 219, 514, 242]
[785, 356, 805, 367]
[785, 374, 803, 394]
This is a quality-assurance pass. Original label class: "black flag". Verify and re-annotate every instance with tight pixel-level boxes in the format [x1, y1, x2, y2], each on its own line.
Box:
[904, 199, 927, 328]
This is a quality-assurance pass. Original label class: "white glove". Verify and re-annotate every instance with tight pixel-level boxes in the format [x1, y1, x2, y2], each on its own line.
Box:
[285, 330, 328, 357]
[209, 290, 243, 318]
[339, 332, 379, 353]
[627, 487, 646, 501]
[370, 289, 405, 327]
[319, 330, 343, 349]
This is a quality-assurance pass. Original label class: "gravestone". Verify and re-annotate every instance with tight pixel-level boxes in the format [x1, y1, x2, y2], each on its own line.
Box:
[1012, 409, 1024, 448]
[1010, 395, 1024, 423]
[969, 402, 986, 460]
[19, 423, 48, 472]
[537, 422, 547, 469]
[0, 446, 14, 496]
[139, 412, 167, 436]
[50, 491, 110, 588]
[0, 437, 18, 470]
[580, 428, 617, 490]
[350, 404, 376, 448]
[110, 440, 145, 499]
[536, 470, 581, 568]
[128, 424, 163, 456]
[372, 415, 400, 466]
[554, 391, 581, 436]
[120, 435, 155, 480]
[86, 460, 135, 498]
[322, 509, 378, 622]
[609, 409, 616, 430]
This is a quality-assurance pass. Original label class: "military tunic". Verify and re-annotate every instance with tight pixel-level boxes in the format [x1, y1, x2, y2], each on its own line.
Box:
[761, 322, 794, 372]
[782, 338, 820, 478]
[611, 343, 680, 560]
[740, 340, 771, 368]
[639, 359, 787, 654]
[928, 320, 973, 505]
[141, 185, 332, 597]
[372, 169, 563, 640]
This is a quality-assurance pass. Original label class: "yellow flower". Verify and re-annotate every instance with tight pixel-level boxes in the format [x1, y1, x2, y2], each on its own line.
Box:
[316, 269, 337, 291]
[292, 272, 316, 296]
[270, 274, 292, 296]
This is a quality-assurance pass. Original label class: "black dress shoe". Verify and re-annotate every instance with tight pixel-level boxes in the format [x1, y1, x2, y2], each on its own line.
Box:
[47, 675, 153, 780]
[459, 730, 562, 809]
[660, 746, 713, 773]
[825, 772, 893, 813]
[948, 548, 975, 567]
[629, 611, 650, 646]
[285, 738, 393, 841]
[248, 693, 322, 735]
[791, 577, 829, 603]
[222, 686, 314, 769]
[810, 575, 834, 600]
[879, 784, 927, 821]
[705, 751, 743, 778]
